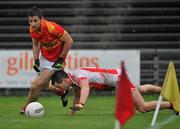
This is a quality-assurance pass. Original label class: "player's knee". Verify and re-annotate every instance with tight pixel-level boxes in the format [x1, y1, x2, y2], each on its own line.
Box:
[139, 87, 147, 93]
[137, 106, 147, 113]
[32, 79, 44, 87]
[30, 80, 43, 91]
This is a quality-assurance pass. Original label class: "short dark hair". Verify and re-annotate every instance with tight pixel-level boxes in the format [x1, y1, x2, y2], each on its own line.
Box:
[27, 6, 43, 18]
[51, 70, 69, 85]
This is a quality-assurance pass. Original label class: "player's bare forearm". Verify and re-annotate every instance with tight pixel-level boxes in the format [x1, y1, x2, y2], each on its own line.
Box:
[69, 89, 80, 115]
[79, 86, 90, 105]
[69, 80, 89, 115]
[32, 38, 40, 59]
[79, 79, 90, 105]
[59, 31, 73, 58]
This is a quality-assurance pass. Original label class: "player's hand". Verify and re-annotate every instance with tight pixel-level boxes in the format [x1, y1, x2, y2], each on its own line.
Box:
[70, 103, 84, 115]
[69, 109, 76, 115]
[52, 57, 64, 69]
[33, 59, 40, 72]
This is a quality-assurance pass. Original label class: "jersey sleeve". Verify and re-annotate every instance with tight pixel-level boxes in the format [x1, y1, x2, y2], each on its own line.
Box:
[50, 22, 65, 39]
[73, 69, 88, 85]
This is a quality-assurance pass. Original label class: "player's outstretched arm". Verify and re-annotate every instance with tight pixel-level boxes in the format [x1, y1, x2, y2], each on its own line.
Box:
[78, 79, 90, 105]
[69, 79, 90, 115]
[69, 88, 80, 115]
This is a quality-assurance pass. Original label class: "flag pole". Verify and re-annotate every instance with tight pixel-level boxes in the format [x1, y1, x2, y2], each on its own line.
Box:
[151, 95, 163, 126]
[114, 61, 135, 129]
[114, 120, 121, 129]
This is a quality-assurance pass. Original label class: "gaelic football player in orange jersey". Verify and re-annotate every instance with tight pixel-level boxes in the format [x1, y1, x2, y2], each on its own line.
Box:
[51, 67, 173, 115]
[21, 7, 73, 114]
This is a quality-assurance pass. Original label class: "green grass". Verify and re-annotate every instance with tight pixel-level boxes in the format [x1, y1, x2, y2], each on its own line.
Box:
[0, 95, 179, 129]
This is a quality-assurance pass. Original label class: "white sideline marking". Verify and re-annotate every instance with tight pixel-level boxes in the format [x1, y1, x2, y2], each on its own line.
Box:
[147, 116, 177, 129]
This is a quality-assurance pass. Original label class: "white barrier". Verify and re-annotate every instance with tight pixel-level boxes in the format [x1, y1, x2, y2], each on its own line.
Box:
[0, 49, 140, 88]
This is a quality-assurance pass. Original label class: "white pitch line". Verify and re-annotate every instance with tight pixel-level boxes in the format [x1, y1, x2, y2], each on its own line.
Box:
[147, 116, 178, 129]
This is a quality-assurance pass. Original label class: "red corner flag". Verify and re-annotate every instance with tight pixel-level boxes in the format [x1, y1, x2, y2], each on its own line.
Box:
[115, 62, 135, 128]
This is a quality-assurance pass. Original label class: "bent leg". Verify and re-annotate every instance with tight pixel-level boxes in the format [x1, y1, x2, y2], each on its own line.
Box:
[143, 101, 171, 112]
[25, 69, 54, 106]
[132, 88, 171, 113]
[132, 88, 147, 112]
[138, 84, 161, 94]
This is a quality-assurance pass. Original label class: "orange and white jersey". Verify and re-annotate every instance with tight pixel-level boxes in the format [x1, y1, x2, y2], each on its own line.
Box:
[70, 67, 123, 91]
[29, 18, 65, 62]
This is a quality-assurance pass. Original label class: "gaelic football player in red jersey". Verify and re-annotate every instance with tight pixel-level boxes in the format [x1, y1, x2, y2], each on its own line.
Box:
[21, 7, 73, 114]
[51, 67, 173, 115]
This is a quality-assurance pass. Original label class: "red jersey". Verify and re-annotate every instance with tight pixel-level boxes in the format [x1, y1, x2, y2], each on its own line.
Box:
[29, 18, 65, 62]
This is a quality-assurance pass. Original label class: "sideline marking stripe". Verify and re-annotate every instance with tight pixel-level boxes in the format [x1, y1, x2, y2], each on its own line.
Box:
[148, 116, 178, 129]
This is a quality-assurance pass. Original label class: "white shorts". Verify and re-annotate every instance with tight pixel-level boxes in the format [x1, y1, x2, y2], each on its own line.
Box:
[39, 56, 61, 72]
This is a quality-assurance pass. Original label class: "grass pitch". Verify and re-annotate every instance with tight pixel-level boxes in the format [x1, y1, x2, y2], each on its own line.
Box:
[0, 95, 179, 129]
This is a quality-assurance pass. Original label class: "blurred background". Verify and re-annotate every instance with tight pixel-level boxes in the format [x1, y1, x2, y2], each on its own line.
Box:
[0, 0, 180, 95]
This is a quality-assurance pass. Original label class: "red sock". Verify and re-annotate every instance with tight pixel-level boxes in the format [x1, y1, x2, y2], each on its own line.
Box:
[22, 104, 27, 112]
